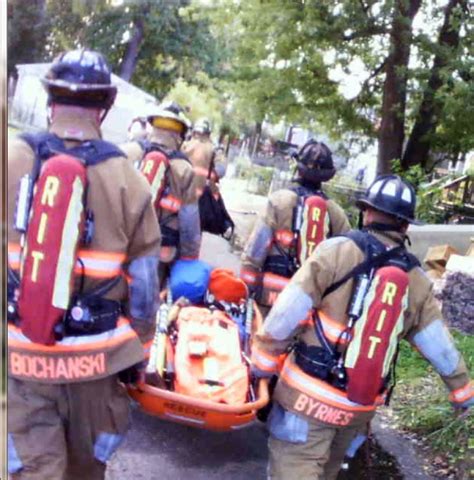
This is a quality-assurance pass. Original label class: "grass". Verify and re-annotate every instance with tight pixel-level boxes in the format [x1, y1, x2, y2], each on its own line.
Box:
[391, 332, 474, 473]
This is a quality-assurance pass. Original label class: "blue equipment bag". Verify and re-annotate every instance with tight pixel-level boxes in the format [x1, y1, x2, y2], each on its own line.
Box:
[169, 260, 212, 304]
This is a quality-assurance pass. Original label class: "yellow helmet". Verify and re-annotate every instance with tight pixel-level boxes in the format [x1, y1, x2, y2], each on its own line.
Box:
[147, 101, 191, 139]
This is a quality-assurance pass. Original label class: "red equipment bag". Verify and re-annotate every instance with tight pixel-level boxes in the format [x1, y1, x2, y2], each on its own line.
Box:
[18, 154, 87, 345]
[297, 195, 329, 265]
[139, 150, 170, 209]
[344, 266, 409, 405]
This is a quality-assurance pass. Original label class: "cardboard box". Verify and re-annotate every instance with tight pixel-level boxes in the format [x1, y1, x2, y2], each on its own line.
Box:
[424, 244, 459, 272]
[425, 269, 443, 280]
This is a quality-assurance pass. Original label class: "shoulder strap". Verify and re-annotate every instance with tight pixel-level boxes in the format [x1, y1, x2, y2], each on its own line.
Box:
[20, 132, 124, 167]
[322, 230, 419, 298]
[139, 140, 191, 165]
[68, 139, 125, 166]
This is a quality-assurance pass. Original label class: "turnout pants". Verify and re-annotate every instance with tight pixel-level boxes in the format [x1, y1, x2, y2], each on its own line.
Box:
[268, 420, 359, 480]
[8, 375, 130, 480]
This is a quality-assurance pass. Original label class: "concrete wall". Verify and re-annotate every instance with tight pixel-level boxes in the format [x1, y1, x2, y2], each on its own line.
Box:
[407, 225, 473, 264]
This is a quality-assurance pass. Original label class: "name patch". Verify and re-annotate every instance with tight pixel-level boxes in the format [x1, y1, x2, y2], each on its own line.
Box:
[293, 393, 354, 426]
[10, 352, 106, 380]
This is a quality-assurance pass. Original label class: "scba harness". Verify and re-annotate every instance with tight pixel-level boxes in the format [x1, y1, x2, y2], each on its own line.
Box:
[294, 229, 420, 406]
[8, 132, 125, 345]
[265, 187, 331, 278]
[261, 188, 330, 306]
[137, 140, 190, 249]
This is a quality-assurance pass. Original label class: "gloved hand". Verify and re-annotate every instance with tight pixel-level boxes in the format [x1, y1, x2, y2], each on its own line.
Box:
[118, 360, 147, 385]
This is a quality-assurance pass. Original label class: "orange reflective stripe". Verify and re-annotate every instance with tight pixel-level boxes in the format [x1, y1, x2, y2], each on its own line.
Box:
[251, 346, 280, 372]
[281, 360, 381, 412]
[75, 250, 126, 278]
[240, 269, 258, 285]
[8, 242, 21, 269]
[8, 317, 137, 353]
[449, 381, 473, 403]
[8, 242, 21, 253]
[275, 229, 293, 248]
[159, 195, 182, 213]
[77, 250, 126, 263]
[263, 272, 289, 291]
[318, 311, 351, 345]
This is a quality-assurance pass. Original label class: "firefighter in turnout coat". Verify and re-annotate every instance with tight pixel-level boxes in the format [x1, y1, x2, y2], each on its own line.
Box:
[181, 118, 219, 199]
[7, 50, 161, 480]
[252, 175, 473, 480]
[241, 140, 350, 314]
[121, 102, 201, 285]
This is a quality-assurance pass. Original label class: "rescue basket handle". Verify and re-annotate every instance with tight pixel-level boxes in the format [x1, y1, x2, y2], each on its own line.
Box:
[133, 378, 270, 414]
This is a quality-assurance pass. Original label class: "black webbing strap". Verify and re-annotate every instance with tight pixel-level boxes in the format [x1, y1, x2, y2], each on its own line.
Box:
[322, 245, 405, 298]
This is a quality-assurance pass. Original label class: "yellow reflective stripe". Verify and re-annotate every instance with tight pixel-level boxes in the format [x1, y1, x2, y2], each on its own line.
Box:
[345, 277, 379, 368]
[53, 177, 84, 309]
[150, 160, 167, 203]
[382, 288, 408, 377]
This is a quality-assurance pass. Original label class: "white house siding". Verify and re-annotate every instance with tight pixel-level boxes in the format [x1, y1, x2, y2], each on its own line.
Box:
[10, 63, 158, 143]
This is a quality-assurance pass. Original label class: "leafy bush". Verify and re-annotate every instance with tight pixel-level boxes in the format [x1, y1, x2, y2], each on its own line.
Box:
[392, 159, 446, 224]
[392, 332, 473, 471]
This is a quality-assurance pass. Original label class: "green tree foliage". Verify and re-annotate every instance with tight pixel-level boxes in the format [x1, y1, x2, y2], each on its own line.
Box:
[202, 0, 473, 173]
[8, 0, 49, 76]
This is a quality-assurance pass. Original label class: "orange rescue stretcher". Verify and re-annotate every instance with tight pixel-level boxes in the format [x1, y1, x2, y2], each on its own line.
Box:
[127, 299, 270, 431]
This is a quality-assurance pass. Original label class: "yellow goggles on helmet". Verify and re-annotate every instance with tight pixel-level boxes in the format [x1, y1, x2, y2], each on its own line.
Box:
[150, 116, 186, 134]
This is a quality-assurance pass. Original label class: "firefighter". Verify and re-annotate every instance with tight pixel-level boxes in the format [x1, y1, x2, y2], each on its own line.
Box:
[240, 139, 350, 314]
[127, 116, 148, 141]
[251, 175, 473, 480]
[7, 50, 161, 480]
[181, 118, 220, 198]
[121, 102, 201, 285]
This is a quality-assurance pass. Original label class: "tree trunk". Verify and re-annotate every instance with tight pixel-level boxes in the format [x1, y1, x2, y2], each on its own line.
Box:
[119, 16, 145, 81]
[402, 0, 465, 170]
[377, 0, 421, 174]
